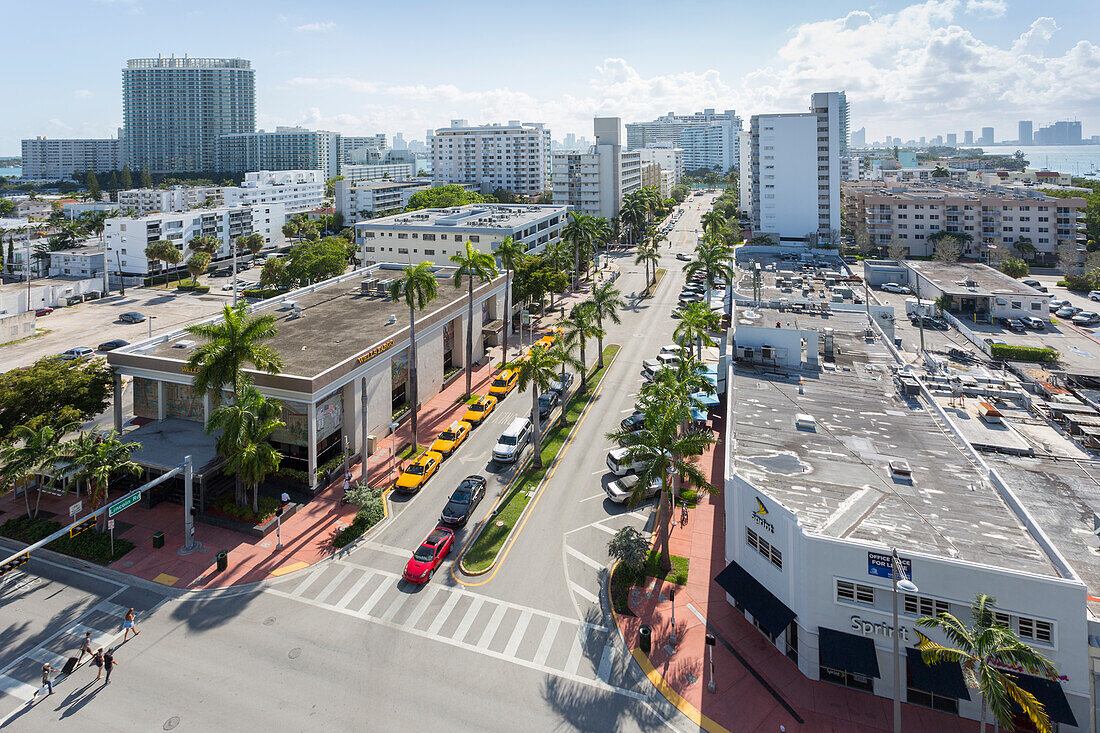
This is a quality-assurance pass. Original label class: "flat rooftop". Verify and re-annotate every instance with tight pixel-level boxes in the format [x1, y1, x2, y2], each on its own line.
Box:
[731, 307, 1058, 577]
[133, 266, 471, 378]
[906, 260, 1043, 299]
[358, 204, 566, 232]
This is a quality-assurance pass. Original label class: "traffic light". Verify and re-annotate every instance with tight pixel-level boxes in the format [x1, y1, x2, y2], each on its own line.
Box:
[0, 552, 29, 577]
[70, 516, 96, 538]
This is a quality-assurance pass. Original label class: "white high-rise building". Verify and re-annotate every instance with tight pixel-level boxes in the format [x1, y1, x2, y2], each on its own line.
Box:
[637, 148, 683, 183]
[220, 170, 324, 217]
[21, 136, 124, 181]
[738, 130, 752, 215]
[839, 156, 866, 182]
[430, 120, 551, 197]
[337, 135, 388, 167]
[626, 109, 741, 149]
[748, 91, 847, 241]
[218, 127, 340, 179]
[551, 117, 641, 219]
[626, 108, 742, 173]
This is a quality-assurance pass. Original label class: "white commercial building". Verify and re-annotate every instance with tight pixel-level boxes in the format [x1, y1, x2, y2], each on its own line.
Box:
[118, 186, 218, 215]
[637, 148, 683, 183]
[551, 117, 640, 219]
[430, 120, 551, 197]
[722, 303, 1091, 730]
[47, 246, 106, 279]
[105, 204, 285, 277]
[221, 170, 324, 217]
[748, 91, 847, 241]
[342, 163, 417, 184]
[738, 131, 752, 215]
[355, 204, 566, 267]
[20, 136, 124, 181]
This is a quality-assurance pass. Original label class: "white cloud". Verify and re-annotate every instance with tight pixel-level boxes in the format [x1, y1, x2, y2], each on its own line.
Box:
[73, 89, 93, 99]
[293, 21, 334, 32]
[966, 0, 1007, 17]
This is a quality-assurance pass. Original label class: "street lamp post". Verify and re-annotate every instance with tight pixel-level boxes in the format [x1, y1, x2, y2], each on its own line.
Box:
[147, 315, 156, 339]
[892, 548, 918, 733]
[389, 421, 399, 478]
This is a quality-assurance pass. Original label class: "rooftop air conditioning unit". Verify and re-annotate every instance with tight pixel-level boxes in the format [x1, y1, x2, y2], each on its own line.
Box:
[173, 340, 196, 349]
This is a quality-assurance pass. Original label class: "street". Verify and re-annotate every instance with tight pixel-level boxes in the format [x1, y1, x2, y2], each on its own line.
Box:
[0, 195, 719, 731]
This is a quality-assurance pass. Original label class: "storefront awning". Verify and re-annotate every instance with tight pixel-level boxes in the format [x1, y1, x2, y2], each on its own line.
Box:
[713, 560, 795, 637]
[1007, 673, 1078, 727]
[905, 648, 970, 700]
[818, 627, 880, 678]
[481, 319, 504, 335]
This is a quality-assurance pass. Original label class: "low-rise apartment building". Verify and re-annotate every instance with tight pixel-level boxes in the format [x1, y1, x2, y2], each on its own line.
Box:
[355, 204, 566, 267]
[47, 246, 106, 279]
[118, 186, 218, 215]
[342, 163, 417, 184]
[220, 170, 324, 216]
[843, 180, 1086, 263]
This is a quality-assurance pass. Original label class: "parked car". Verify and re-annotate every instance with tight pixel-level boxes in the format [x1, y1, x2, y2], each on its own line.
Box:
[60, 347, 94, 361]
[118, 311, 146, 323]
[439, 475, 486, 527]
[660, 344, 684, 356]
[912, 316, 949, 330]
[1057, 306, 1083, 318]
[1090, 291, 1100, 302]
[394, 450, 443, 492]
[34, 307, 53, 317]
[1022, 280, 1048, 293]
[97, 339, 129, 352]
[403, 526, 455, 584]
[1073, 312, 1100, 326]
[488, 369, 519, 398]
[430, 420, 471, 457]
[1048, 299, 1068, 311]
[983, 337, 1008, 346]
[620, 412, 646, 432]
[606, 447, 649, 476]
[538, 390, 559, 419]
[492, 417, 532, 464]
[1022, 317, 1046, 330]
[605, 474, 662, 504]
[881, 282, 912, 294]
[549, 371, 574, 395]
[462, 395, 497, 426]
[1004, 318, 1027, 332]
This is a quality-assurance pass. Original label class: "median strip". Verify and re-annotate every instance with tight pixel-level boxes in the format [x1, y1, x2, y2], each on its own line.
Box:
[459, 344, 620, 575]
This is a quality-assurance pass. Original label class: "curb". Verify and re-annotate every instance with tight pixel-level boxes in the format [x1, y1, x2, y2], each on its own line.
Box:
[456, 347, 620, 578]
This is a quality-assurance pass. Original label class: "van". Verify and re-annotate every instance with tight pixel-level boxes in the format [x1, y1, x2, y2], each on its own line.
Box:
[493, 417, 532, 464]
[641, 358, 661, 381]
[606, 447, 649, 476]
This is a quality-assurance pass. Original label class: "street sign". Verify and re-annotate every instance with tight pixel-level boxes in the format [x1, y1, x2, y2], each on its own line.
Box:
[69, 501, 82, 517]
[108, 490, 141, 517]
[107, 519, 115, 531]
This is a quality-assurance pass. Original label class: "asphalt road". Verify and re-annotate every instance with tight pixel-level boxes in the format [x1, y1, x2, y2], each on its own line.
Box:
[0, 195, 719, 731]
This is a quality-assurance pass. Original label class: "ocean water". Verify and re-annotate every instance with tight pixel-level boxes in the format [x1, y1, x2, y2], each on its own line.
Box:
[979, 145, 1100, 176]
[0, 166, 21, 178]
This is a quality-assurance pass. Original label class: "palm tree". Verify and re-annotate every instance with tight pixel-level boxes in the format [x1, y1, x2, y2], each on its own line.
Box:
[162, 242, 184, 286]
[450, 241, 499, 396]
[674, 301, 721, 360]
[588, 280, 625, 369]
[184, 303, 284, 403]
[543, 338, 583, 428]
[65, 431, 142, 529]
[389, 262, 439, 447]
[635, 240, 661, 291]
[561, 212, 594, 285]
[207, 386, 284, 509]
[0, 423, 75, 518]
[687, 238, 735, 310]
[701, 210, 729, 239]
[620, 196, 649, 246]
[605, 395, 714, 570]
[502, 345, 559, 469]
[144, 241, 168, 287]
[917, 594, 1060, 733]
[282, 220, 300, 244]
[558, 302, 603, 394]
[495, 236, 524, 363]
[186, 252, 212, 285]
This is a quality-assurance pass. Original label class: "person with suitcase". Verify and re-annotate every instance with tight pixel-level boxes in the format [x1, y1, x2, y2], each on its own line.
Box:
[77, 631, 93, 662]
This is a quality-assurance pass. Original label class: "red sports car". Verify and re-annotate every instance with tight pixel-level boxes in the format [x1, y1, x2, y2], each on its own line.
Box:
[403, 526, 455, 584]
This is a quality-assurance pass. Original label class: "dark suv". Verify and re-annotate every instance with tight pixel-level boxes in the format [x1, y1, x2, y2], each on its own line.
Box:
[439, 475, 487, 527]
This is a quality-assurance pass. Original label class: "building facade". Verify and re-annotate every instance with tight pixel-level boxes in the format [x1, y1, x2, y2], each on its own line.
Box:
[217, 127, 339, 179]
[47, 246, 106, 279]
[839, 156, 866, 182]
[338, 135, 388, 167]
[356, 204, 566, 267]
[1019, 121, 1033, 145]
[104, 204, 285, 277]
[637, 147, 683, 183]
[335, 180, 427, 220]
[626, 109, 740, 150]
[124, 55, 255, 174]
[430, 120, 551, 197]
[21, 137, 124, 181]
[843, 180, 1086, 262]
[221, 170, 324, 217]
[341, 163, 417, 184]
[118, 186, 218, 215]
[551, 117, 641, 219]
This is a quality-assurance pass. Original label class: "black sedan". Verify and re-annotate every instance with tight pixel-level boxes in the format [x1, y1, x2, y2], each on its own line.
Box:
[97, 339, 130, 352]
[620, 412, 646, 432]
[439, 475, 487, 527]
[538, 390, 559, 419]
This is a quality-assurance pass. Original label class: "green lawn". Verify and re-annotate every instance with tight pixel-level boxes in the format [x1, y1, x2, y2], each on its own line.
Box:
[610, 550, 690, 616]
[462, 344, 620, 573]
[642, 549, 689, 586]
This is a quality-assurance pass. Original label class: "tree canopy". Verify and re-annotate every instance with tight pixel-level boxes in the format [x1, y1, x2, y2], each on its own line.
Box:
[405, 185, 486, 211]
[0, 357, 113, 442]
[259, 237, 352, 289]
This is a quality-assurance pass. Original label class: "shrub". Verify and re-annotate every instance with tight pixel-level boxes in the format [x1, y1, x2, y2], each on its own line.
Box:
[999, 258, 1029, 278]
[208, 494, 279, 524]
[242, 288, 284, 299]
[176, 283, 210, 293]
[607, 526, 649, 572]
[333, 487, 385, 548]
[990, 343, 1058, 363]
[0, 516, 133, 564]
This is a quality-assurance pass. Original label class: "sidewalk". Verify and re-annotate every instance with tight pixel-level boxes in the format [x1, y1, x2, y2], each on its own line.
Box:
[612, 414, 979, 733]
[0, 276, 609, 591]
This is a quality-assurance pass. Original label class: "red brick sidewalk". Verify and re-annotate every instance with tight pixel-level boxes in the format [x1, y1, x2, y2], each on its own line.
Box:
[612, 415, 979, 733]
[0, 277, 608, 591]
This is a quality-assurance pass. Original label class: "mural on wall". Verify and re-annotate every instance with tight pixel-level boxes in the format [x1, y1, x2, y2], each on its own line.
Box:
[443, 320, 455, 353]
[315, 391, 344, 438]
[133, 377, 158, 418]
[391, 347, 409, 388]
[165, 382, 204, 421]
[270, 401, 308, 446]
[481, 300, 489, 326]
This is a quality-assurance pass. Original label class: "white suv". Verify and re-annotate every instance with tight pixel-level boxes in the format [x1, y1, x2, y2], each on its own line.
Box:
[493, 417, 532, 464]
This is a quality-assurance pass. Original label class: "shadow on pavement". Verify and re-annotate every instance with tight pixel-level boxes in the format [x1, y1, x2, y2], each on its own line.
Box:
[168, 585, 258, 632]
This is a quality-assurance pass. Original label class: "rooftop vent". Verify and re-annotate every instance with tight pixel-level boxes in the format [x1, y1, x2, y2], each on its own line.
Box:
[173, 340, 195, 349]
[386, 314, 397, 325]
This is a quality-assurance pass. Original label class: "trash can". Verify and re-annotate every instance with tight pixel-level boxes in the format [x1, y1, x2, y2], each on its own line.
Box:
[152, 531, 165, 549]
[639, 625, 652, 654]
[216, 551, 228, 572]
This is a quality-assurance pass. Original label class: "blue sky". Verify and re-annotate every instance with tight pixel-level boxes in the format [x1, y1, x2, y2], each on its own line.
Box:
[3, 0, 1099, 155]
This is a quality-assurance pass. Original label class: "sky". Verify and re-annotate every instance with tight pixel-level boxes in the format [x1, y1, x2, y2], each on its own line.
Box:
[3, 0, 1099, 156]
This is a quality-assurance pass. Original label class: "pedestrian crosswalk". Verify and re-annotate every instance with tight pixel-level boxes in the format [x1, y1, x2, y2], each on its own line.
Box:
[269, 560, 642, 699]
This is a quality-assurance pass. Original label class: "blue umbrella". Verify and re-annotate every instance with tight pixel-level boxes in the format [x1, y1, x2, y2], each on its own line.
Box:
[703, 372, 719, 388]
[692, 391, 719, 407]
[691, 408, 708, 422]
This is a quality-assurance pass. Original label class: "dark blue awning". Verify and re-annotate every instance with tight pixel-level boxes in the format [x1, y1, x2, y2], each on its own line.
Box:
[818, 627, 880, 678]
[714, 560, 795, 638]
[1007, 673, 1078, 727]
[906, 648, 970, 700]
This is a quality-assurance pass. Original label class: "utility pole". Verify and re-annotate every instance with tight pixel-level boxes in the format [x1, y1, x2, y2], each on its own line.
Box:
[232, 238, 239, 308]
[181, 455, 196, 554]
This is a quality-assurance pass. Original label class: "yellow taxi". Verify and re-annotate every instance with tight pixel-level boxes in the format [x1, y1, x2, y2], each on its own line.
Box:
[430, 420, 471, 457]
[395, 450, 443, 492]
[536, 333, 556, 348]
[462, 395, 497, 425]
[488, 369, 519, 398]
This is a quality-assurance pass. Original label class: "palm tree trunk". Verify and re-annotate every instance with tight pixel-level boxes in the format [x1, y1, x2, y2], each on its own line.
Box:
[252, 482, 258, 514]
[409, 305, 419, 447]
[235, 476, 245, 505]
[465, 280, 474, 397]
[502, 268, 511, 363]
[980, 694, 987, 733]
[657, 481, 672, 571]
[596, 317, 605, 369]
[23, 481, 32, 518]
[33, 485, 43, 519]
[559, 363, 570, 428]
[579, 339, 588, 394]
[531, 388, 543, 469]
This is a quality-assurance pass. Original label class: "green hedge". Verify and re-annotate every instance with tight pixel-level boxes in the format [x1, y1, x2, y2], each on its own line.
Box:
[242, 288, 283, 299]
[176, 283, 210, 293]
[0, 515, 134, 564]
[208, 494, 279, 524]
[333, 498, 384, 549]
[990, 343, 1059, 363]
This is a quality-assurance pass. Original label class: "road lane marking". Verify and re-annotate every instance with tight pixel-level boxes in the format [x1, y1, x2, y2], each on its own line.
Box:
[476, 604, 509, 649]
[290, 566, 327, 597]
[379, 591, 412, 623]
[313, 565, 354, 604]
[565, 545, 604, 571]
[503, 610, 532, 658]
[569, 581, 599, 605]
[357, 579, 392, 617]
[333, 571, 374, 610]
[404, 586, 440, 629]
[452, 596, 484, 643]
[532, 617, 561, 666]
[597, 642, 616, 682]
[426, 592, 461, 635]
[564, 626, 591, 676]
[591, 522, 618, 535]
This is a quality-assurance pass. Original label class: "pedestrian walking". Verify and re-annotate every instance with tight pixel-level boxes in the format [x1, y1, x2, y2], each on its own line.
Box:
[32, 663, 53, 698]
[122, 607, 139, 640]
[90, 649, 104, 680]
[343, 474, 350, 495]
[102, 649, 116, 684]
[77, 631, 93, 662]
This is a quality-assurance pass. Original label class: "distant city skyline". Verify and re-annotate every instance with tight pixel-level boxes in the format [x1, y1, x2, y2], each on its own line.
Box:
[2, 0, 1099, 156]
